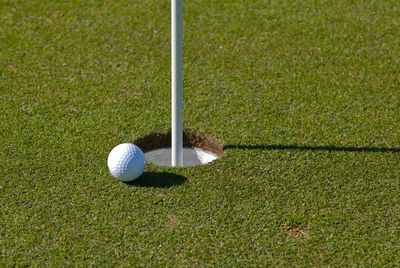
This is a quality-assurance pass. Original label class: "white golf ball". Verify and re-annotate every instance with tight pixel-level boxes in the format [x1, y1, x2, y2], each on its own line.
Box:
[107, 143, 145, 182]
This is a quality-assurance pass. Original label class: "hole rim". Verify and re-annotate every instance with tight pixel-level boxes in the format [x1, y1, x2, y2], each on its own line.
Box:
[134, 129, 224, 158]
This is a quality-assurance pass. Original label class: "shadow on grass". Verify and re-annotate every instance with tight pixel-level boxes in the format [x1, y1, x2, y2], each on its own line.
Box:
[126, 172, 187, 188]
[224, 144, 400, 153]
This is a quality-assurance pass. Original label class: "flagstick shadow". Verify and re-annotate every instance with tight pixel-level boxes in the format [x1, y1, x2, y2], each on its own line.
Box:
[223, 144, 400, 153]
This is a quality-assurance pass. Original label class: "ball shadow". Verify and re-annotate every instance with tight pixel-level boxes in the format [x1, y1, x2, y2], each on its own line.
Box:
[126, 171, 187, 188]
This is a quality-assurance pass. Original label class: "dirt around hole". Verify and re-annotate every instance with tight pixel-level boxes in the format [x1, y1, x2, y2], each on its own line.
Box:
[134, 129, 224, 157]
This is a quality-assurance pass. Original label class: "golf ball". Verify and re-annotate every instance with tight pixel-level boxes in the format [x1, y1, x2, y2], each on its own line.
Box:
[107, 143, 145, 182]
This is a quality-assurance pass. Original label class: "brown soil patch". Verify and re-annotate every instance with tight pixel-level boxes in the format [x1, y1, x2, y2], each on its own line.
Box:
[283, 223, 308, 239]
[166, 214, 180, 228]
[134, 129, 224, 157]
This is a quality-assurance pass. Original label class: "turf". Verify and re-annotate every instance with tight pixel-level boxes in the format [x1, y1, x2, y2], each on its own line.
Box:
[1, 0, 399, 266]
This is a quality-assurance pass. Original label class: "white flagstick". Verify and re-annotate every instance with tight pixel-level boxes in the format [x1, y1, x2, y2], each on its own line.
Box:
[171, 0, 183, 167]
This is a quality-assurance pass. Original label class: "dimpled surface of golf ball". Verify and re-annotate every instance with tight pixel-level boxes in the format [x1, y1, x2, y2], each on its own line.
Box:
[107, 143, 145, 182]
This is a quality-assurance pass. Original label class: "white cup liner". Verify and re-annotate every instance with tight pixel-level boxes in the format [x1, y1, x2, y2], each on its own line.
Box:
[145, 147, 219, 167]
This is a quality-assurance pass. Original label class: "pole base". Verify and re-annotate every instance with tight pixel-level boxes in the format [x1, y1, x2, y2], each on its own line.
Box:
[145, 147, 218, 167]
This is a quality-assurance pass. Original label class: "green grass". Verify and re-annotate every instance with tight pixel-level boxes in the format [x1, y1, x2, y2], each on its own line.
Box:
[1, 0, 399, 266]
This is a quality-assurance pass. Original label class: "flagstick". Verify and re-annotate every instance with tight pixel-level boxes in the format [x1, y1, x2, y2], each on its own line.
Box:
[171, 0, 183, 167]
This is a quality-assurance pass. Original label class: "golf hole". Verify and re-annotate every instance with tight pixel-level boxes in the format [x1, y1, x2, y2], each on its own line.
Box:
[135, 129, 223, 167]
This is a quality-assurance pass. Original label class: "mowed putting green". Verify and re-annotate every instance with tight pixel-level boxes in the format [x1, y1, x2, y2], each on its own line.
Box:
[1, 0, 399, 266]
